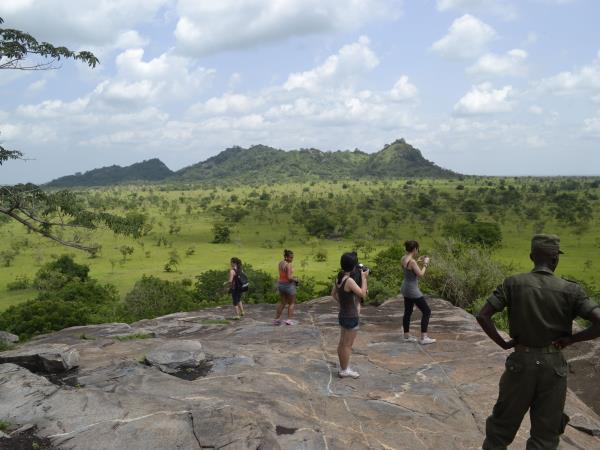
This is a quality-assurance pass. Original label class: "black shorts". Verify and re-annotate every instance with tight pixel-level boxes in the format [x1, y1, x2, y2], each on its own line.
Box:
[339, 317, 359, 330]
[231, 290, 242, 306]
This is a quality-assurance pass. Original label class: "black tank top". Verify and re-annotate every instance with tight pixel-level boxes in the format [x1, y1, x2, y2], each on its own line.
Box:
[337, 276, 359, 319]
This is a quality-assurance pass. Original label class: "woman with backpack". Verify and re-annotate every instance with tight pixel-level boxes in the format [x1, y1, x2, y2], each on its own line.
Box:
[331, 252, 369, 378]
[226, 257, 245, 319]
[274, 249, 298, 325]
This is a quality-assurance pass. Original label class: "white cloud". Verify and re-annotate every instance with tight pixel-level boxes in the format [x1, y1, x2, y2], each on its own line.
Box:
[0, 0, 169, 47]
[27, 79, 47, 93]
[431, 14, 496, 59]
[526, 135, 546, 148]
[436, 0, 517, 20]
[284, 36, 379, 91]
[189, 94, 264, 116]
[114, 30, 149, 50]
[174, 0, 401, 55]
[583, 112, 600, 136]
[529, 105, 544, 115]
[467, 49, 528, 77]
[95, 49, 215, 106]
[454, 83, 514, 115]
[536, 50, 600, 95]
[390, 76, 418, 101]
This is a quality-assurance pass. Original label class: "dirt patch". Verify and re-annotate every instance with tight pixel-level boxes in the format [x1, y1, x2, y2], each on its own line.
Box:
[170, 360, 213, 381]
[0, 427, 55, 450]
[275, 425, 297, 435]
[42, 368, 80, 388]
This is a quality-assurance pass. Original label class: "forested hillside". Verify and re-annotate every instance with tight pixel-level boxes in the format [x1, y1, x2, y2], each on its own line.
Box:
[44, 139, 458, 187]
[46, 159, 173, 187]
[174, 139, 457, 183]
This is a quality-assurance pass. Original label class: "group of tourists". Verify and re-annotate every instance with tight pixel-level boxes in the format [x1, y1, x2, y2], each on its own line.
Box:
[225, 241, 437, 379]
[223, 234, 600, 450]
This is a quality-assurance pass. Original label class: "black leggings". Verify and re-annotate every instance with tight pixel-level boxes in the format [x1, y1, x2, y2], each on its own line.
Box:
[403, 296, 431, 333]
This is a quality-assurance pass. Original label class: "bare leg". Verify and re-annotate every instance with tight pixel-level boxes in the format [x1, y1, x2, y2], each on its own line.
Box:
[239, 302, 245, 316]
[287, 294, 296, 320]
[337, 328, 358, 370]
[275, 294, 286, 320]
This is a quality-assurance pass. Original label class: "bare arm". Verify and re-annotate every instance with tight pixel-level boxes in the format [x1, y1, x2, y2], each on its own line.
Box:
[408, 258, 429, 278]
[224, 269, 235, 286]
[553, 308, 600, 349]
[476, 302, 515, 350]
[331, 282, 339, 303]
[287, 263, 296, 282]
[346, 273, 368, 300]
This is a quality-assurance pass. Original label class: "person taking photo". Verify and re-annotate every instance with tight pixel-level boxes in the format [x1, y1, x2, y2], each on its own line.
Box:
[331, 252, 368, 379]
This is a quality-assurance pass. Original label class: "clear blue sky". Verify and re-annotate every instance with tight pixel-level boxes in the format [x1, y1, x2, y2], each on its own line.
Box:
[1, 0, 599, 183]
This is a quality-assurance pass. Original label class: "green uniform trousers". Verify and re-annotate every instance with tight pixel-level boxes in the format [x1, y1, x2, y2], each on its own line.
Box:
[483, 351, 569, 450]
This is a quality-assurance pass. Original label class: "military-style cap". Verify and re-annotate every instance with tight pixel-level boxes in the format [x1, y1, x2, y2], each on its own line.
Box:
[531, 234, 564, 254]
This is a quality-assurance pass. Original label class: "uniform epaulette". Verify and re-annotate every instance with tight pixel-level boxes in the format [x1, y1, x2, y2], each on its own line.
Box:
[561, 277, 580, 285]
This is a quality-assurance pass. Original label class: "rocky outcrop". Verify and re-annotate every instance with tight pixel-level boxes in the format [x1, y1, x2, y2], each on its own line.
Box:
[0, 343, 79, 373]
[0, 331, 18, 345]
[1, 297, 600, 449]
[145, 340, 206, 374]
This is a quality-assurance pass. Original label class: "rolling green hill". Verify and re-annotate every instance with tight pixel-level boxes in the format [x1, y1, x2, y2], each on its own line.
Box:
[45, 139, 458, 187]
[174, 139, 458, 183]
[46, 158, 173, 187]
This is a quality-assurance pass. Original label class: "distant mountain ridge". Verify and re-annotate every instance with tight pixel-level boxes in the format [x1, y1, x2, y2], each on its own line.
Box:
[45, 159, 174, 187]
[45, 139, 458, 187]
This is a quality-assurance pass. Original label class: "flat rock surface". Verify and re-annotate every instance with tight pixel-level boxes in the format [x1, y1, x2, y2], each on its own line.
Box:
[1, 297, 600, 449]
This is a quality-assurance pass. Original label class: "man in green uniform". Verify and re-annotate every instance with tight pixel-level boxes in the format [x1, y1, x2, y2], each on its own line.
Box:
[477, 234, 600, 450]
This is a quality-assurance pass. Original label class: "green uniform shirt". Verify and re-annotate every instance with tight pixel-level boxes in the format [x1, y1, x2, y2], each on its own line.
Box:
[487, 267, 599, 347]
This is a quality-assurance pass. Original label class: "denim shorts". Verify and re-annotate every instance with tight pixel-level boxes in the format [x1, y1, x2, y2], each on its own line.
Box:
[339, 316, 359, 330]
[278, 282, 296, 296]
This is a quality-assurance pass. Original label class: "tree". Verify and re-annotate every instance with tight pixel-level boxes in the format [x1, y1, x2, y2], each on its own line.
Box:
[0, 17, 143, 253]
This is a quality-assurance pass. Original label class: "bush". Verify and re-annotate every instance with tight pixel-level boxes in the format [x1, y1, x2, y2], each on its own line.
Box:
[6, 275, 30, 291]
[422, 238, 510, 310]
[121, 276, 196, 322]
[301, 210, 336, 238]
[314, 249, 328, 262]
[33, 255, 90, 291]
[164, 250, 181, 272]
[370, 242, 405, 293]
[0, 279, 119, 340]
[212, 224, 231, 243]
[443, 221, 502, 248]
[0, 250, 17, 267]
[194, 269, 229, 303]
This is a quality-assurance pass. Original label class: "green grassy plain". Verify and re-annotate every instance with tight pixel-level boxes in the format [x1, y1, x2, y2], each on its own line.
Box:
[1, 177, 599, 311]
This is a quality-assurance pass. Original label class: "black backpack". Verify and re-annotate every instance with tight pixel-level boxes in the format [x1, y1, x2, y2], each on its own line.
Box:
[235, 270, 249, 292]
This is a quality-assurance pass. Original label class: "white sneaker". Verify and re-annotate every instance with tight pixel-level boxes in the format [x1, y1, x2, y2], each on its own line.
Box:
[403, 335, 417, 342]
[339, 368, 360, 379]
[419, 336, 436, 345]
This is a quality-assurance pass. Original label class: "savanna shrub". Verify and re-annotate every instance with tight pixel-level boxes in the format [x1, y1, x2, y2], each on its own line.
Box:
[212, 224, 231, 243]
[422, 238, 510, 310]
[6, 275, 30, 291]
[370, 242, 405, 294]
[0, 279, 119, 340]
[33, 255, 89, 290]
[443, 221, 502, 248]
[121, 276, 196, 322]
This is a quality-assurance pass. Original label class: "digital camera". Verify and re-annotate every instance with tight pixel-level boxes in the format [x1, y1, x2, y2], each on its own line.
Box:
[357, 263, 370, 274]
